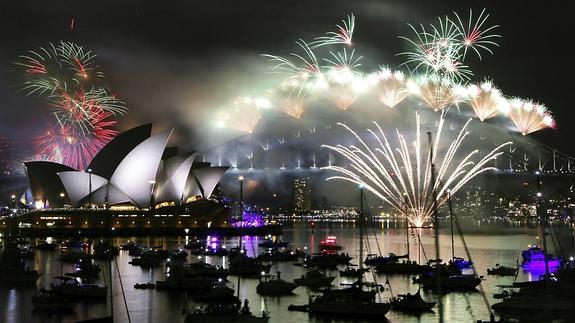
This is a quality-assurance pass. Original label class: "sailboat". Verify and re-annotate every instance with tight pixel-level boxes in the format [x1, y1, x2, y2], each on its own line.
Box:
[374, 201, 424, 275]
[413, 133, 482, 293]
[308, 186, 392, 318]
[491, 174, 575, 320]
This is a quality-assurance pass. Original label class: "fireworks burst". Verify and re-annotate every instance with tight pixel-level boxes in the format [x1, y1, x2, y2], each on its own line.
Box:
[399, 9, 499, 82]
[369, 67, 408, 108]
[16, 41, 127, 170]
[453, 9, 501, 60]
[216, 96, 269, 133]
[280, 97, 306, 119]
[466, 81, 505, 121]
[262, 40, 326, 103]
[503, 98, 556, 135]
[311, 14, 355, 48]
[324, 49, 364, 110]
[16, 41, 105, 96]
[322, 112, 511, 227]
[409, 76, 467, 111]
[35, 113, 118, 170]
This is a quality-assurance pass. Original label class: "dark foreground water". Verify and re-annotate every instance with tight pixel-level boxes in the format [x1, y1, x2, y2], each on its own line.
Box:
[1, 220, 571, 323]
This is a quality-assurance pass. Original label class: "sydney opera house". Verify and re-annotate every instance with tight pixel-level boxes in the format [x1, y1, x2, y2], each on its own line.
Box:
[13, 124, 231, 231]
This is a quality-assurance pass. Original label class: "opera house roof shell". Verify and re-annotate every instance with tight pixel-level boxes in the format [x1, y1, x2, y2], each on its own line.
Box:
[24, 124, 229, 209]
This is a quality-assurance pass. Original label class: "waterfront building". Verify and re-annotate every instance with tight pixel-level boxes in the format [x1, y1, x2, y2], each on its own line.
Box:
[294, 177, 311, 213]
[22, 124, 229, 210]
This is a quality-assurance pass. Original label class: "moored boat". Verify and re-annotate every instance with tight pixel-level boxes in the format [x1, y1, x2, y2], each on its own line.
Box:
[391, 290, 436, 313]
[487, 264, 518, 276]
[294, 270, 335, 289]
[256, 272, 297, 295]
[185, 298, 269, 323]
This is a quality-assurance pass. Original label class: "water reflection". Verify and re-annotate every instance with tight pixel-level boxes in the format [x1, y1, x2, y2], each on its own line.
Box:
[1, 220, 573, 322]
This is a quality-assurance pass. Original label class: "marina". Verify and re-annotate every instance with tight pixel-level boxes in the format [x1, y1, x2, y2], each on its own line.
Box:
[1, 220, 573, 322]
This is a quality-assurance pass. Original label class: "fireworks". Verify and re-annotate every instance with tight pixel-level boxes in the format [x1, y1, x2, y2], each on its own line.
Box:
[35, 112, 119, 170]
[16, 41, 105, 96]
[217, 96, 268, 133]
[504, 98, 556, 135]
[280, 97, 306, 119]
[262, 40, 326, 103]
[399, 9, 499, 82]
[409, 76, 467, 111]
[217, 10, 554, 138]
[310, 14, 355, 48]
[322, 113, 511, 227]
[324, 49, 364, 110]
[453, 9, 501, 60]
[466, 81, 505, 121]
[16, 41, 127, 169]
[369, 67, 408, 108]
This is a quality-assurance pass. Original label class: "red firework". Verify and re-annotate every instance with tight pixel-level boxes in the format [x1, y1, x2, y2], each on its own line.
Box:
[35, 111, 118, 170]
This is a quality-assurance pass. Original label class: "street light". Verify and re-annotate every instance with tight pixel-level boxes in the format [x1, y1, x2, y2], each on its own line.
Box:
[60, 192, 65, 208]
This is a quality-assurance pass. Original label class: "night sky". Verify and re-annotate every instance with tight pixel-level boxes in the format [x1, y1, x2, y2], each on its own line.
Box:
[0, 0, 572, 161]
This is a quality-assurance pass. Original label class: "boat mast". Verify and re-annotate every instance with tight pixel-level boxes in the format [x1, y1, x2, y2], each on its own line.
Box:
[359, 185, 364, 287]
[448, 190, 454, 261]
[403, 193, 409, 260]
[427, 131, 443, 323]
[536, 172, 550, 296]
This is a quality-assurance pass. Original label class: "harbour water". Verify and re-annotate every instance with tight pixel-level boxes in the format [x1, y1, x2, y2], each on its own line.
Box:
[0, 220, 569, 323]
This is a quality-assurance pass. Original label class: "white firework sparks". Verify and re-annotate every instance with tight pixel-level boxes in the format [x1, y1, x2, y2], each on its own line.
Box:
[311, 14, 355, 48]
[369, 67, 408, 108]
[322, 112, 511, 227]
[399, 9, 499, 82]
[466, 81, 506, 121]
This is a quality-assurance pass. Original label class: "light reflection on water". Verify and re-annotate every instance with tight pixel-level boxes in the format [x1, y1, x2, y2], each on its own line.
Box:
[1, 220, 571, 323]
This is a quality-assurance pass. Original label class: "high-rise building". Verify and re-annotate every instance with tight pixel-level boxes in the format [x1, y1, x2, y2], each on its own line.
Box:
[294, 177, 311, 212]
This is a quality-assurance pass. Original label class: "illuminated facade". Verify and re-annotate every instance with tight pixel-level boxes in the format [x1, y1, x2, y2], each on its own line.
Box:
[294, 177, 311, 212]
[23, 124, 229, 210]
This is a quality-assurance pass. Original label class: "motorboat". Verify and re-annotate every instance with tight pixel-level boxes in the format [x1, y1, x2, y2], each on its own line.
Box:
[390, 290, 436, 313]
[339, 267, 369, 277]
[258, 238, 289, 249]
[256, 273, 297, 295]
[192, 282, 235, 302]
[487, 264, 518, 276]
[308, 294, 391, 318]
[294, 270, 335, 289]
[364, 253, 408, 266]
[50, 276, 107, 298]
[134, 282, 156, 289]
[319, 236, 342, 251]
[303, 253, 352, 269]
[185, 298, 269, 323]
[229, 254, 271, 277]
[66, 260, 101, 279]
[413, 262, 481, 291]
[375, 260, 424, 275]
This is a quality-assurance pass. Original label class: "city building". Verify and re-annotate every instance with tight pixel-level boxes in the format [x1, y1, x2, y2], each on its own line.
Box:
[294, 177, 311, 213]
